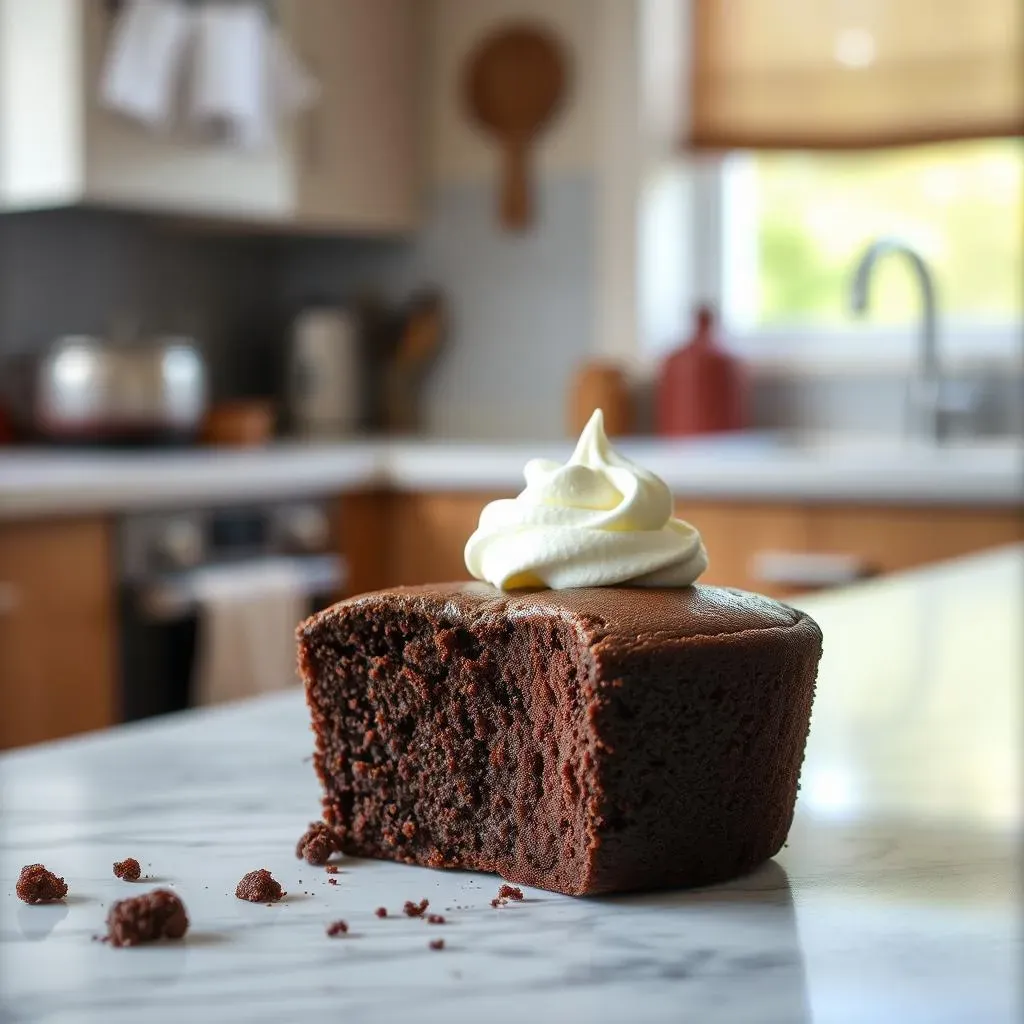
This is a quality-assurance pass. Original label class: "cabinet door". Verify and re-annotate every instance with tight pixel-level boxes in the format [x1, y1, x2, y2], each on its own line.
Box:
[387, 493, 504, 587]
[0, 518, 117, 749]
[806, 505, 1024, 577]
[81, 0, 292, 220]
[284, 0, 420, 231]
[678, 501, 811, 597]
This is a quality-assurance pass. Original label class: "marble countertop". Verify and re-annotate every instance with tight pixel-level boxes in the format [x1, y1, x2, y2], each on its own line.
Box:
[1, 432, 1021, 518]
[1, 546, 1021, 1023]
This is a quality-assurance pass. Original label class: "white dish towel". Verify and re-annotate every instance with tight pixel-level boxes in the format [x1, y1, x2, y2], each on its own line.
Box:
[188, 1, 272, 149]
[99, 0, 193, 129]
[100, 0, 318, 150]
[191, 558, 307, 707]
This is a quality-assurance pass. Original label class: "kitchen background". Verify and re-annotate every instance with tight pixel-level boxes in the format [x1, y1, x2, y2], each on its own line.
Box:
[1, 0, 1021, 749]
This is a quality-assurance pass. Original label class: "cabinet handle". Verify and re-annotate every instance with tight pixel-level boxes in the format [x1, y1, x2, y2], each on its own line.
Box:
[0, 582, 19, 616]
[750, 551, 874, 589]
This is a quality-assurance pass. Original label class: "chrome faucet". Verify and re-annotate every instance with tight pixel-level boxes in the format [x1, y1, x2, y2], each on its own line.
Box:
[850, 237, 972, 443]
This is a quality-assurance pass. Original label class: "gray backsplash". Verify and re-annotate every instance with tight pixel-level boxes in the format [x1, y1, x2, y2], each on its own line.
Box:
[1, 196, 1020, 440]
[0, 208, 286, 399]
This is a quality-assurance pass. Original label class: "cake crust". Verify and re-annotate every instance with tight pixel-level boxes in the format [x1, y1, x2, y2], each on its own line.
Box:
[298, 582, 822, 896]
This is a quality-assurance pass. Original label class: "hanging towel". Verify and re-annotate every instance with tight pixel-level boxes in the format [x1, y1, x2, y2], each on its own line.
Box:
[99, 0, 194, 129]
[190, 558, 307, 707]
[187, 1, 272, 149]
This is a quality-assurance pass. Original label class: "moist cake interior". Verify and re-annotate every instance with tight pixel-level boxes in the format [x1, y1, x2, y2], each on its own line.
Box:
[302, 604, 598, 895]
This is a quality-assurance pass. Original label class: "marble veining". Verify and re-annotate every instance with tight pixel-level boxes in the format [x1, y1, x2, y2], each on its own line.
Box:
[1, 548, 1021, 1023]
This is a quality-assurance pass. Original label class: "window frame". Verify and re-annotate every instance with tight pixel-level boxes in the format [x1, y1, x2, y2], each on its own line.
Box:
[689, 151, 1023, 374]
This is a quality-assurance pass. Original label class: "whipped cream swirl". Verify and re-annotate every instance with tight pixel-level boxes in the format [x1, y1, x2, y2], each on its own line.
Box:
[464, 410, 707, 590]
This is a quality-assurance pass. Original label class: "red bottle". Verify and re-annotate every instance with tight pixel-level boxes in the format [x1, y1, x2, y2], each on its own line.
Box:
[655, 305, 746, 436]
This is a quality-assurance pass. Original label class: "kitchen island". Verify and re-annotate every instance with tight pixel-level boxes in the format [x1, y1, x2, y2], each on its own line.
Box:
[1, 547, 1020, 1023]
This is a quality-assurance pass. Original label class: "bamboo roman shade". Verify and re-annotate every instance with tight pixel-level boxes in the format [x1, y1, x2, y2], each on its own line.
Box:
[689, 0, 1024, 149]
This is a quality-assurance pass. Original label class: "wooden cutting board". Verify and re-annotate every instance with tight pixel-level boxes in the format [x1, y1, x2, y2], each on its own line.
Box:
[463, 24, 568, 230]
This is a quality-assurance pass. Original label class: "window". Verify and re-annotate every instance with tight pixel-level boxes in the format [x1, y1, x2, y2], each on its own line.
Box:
[630, 3, 1022, 365]
[718, 139, 1023, 342]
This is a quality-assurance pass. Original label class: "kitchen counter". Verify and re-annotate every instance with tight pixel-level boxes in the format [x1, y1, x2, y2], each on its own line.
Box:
[1, 432, 1021, 518]
[1, 546, 1020, 1023]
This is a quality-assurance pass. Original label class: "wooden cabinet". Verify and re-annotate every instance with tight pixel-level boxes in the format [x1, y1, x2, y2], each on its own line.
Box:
[282, 0, 420, 232]
[683, 501, 1023, 598]
[0, 518, 117, 749]
[386, 492, 506, 588]
[0, 0, 419, 231]
[340, 492, 1023, 599]
[338, 492, 504, 592]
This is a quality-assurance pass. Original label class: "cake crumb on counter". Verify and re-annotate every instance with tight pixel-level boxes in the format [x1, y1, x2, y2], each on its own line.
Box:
[235, 869, 284, 903]
[16, 864, 67, 904]
[113, 858, 142, 881]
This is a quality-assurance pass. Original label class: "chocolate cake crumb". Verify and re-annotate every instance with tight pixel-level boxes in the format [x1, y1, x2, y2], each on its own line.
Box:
[113, 858, 142, 881]
[328, 878, 338, 886]
[427, 914, 446, 925]
[106, 889, 189, 947]
[429, 939, 445, 951]
[325, 865, 340, 874]
[235, 869, 284, 902]
[498, 884, 523, 901]
[295, 821, 341, 865]
[326, 920, 348, 937]
[16, 864, 67, 904]
[375, 907, 388, 918]
[403, 898, 429, 918]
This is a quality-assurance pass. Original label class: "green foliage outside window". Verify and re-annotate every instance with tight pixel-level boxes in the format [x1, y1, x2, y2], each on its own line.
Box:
[754, 140, 1023, 326]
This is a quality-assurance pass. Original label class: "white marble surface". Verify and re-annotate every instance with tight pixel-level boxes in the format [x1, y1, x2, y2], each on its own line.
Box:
[1, 432, 1021, 518]
[1, 547, 1021, 1023]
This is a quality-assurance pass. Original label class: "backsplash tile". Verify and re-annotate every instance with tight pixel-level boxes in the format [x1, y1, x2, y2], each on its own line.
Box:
[280, 174, 596, 440]
[0, 208, 284, 399]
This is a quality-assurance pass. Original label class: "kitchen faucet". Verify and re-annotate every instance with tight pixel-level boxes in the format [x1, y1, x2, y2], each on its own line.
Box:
[850, 237, 972, 443]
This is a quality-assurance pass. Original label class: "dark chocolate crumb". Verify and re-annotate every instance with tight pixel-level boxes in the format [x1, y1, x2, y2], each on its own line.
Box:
[429, 938, 445, 951]
[106, 889, 188, 947]
[113, 858, 142, 882]
[375, 907, 388, 918]
[403, 898, 429, 918]
[295, 821, 341, 865]
[328, 878, 338, 886]
[326, 920, 348, 937]
[235, 869, 284, 903]
[16, 864, 67, 904]
[490, 897, 506, 908]
[498, 884, 524, 901]
[427, 914, 446, 925]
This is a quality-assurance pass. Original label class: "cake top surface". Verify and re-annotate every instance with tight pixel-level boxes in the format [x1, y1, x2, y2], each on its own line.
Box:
[328, 581, 809, 645]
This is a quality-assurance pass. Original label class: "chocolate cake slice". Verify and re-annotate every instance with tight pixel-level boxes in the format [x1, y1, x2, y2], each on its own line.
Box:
[298, 582, 822, 896]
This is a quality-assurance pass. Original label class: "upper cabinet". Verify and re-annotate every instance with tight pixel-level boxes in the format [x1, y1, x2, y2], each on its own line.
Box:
[0, 0, 420, 232]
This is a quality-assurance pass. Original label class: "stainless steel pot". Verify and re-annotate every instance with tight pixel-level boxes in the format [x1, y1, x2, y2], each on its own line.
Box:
[3, 335, 208, 442]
